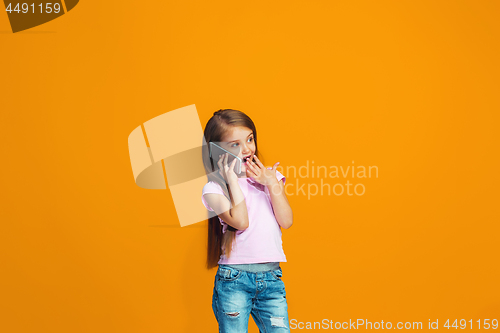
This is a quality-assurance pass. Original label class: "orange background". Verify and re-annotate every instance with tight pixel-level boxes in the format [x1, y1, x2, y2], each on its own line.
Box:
[1, 1, 499, 332]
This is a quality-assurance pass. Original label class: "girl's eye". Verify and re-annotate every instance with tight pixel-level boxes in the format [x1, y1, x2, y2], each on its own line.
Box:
[230, 137, 252, 147]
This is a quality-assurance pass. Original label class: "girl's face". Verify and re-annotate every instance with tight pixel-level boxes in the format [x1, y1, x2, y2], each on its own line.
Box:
[221, 126, 256, 175]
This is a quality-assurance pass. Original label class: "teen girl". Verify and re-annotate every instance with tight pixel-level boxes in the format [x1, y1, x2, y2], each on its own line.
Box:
[201, 109, 293, 333]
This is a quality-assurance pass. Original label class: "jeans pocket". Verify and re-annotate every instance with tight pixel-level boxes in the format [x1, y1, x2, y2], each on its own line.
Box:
[217, 266, 243, 282]
[270, 267, 283, 281]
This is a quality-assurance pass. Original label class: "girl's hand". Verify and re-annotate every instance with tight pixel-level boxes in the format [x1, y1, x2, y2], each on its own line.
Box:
[246, 155, 280, 186]
[218, 153, 239, 184]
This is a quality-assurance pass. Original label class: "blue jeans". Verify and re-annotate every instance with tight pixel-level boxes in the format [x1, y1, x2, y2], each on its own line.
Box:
[212, 264, 290, 333]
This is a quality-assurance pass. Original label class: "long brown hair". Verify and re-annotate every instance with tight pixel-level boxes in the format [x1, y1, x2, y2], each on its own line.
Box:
[203, 109, 260, 269]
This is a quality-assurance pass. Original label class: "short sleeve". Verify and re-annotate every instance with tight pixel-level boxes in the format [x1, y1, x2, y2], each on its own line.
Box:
[276, 170, 286, 185]
[201, 181, 229, 234]
[201, 181, 225, 211]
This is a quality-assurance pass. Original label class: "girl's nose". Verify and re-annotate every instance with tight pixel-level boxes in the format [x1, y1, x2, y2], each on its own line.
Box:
[241, 144, 250, 155]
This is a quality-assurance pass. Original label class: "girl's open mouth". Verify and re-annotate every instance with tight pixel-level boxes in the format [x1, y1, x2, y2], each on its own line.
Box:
[242, 154, 253, 164]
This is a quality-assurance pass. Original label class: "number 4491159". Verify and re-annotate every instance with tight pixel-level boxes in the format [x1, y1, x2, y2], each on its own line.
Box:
[5, 3, 62, 14]
[444, 319, 498, 329]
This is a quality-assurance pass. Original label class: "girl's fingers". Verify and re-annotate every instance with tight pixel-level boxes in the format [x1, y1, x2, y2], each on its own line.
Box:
[230, 157, 237, 172]
[253, 155, 265, 169]
[217, 154, 223, 170]
[246, 166, 256, 177]
[272, 162, 280, 171]
[249, 158, 261, 170]
[246, 160, 258, 174]
[217, 154, 227, 180]
[223, 153, 229, 169]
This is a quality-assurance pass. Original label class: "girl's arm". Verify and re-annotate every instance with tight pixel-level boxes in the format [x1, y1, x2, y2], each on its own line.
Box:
[203, 154, 249, 230]
[246, 156, 293, 229]
[266, 178, 293, 229]
[203, 179, 249, 230]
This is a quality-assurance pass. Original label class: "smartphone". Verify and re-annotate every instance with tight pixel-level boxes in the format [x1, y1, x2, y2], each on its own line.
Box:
[209, 142, 242, 174]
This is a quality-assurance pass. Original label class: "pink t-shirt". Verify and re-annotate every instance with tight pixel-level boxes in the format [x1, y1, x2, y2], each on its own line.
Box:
[201, 170, 287, 264]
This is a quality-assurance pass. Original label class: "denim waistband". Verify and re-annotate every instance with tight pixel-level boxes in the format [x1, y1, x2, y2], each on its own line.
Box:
[221, 262, 280, 273]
